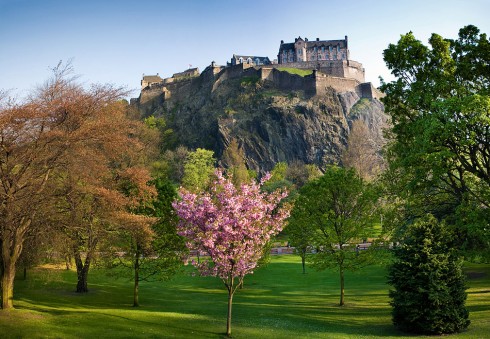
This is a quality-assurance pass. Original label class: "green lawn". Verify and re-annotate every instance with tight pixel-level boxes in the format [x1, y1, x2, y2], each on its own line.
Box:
[276, 68, 313, 77]
[1, 256, 489, 338]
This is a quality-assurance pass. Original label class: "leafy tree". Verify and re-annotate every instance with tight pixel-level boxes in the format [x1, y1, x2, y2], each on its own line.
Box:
[0, 63, 91, 306]
[270, 162, 288, 182]
[152, 146, 190, 185]
[51, 98, 155, 294]
[221, 138, 250, 186]
[388, 214, 470, 334]
[105, 176, 186, 306]
[181, 148, 215, 192]
[286, 210, 315, 274]
[0, 82, 64, 308]
[289, 166, 379, 306]
[173, 170, 289, 337]
[380, 25, 490, 258]
[0, 62, 156, 307]
[143, 115, 176, 151]
[285, 160, 311, 188]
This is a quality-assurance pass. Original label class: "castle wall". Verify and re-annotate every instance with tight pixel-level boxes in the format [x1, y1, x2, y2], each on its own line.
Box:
[357, 82, 385, 100]
[270, 69, 316, 96]
[262, 60, 365, 83]
[212, 63, 257, 91]
[314, 73, 361, 96]
[136, 61, 382, 110]
[260, 67, 274, 81]
[139, 86, 164, 106]
[173, 68, 199, 79]
[201, 64, 224, 83]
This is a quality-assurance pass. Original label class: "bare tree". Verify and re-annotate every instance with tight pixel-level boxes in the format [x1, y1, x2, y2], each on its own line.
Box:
[342, 119, 385, 181]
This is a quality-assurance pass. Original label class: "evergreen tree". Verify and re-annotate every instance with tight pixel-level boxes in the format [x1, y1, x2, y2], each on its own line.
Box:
[388, 214, 470, 334]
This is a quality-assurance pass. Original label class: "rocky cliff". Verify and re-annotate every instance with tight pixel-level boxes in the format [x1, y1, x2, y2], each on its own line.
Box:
[134, 66, 387, 174]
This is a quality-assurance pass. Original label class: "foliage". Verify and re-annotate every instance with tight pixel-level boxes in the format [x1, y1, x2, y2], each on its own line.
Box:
[380, 25, 490, 259]
[173, 169, 290, 336]
[144, 115, 176, 151]
[264, 161, 320, 197]
[240, 75, 260, 87]
[288, 166, 379, 305]
[388, 214, 470, 334]
[0, 62, 155, 306]
[270, 162, 288, 182]
[104, 176, 186, 306]
[221, 138, 250, 186]
[50, 97, 156, 293]
[286, 209, 315, 274]
[153, 146, 189, 185]
[181, 148, 216, 193]
[349, 98, 372, 117]
[285, 160, 310, 188]
[145, 176, 187, 278]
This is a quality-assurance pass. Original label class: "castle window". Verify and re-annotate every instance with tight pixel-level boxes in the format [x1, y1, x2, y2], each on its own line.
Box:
[322, 46, 325, 53]
[239, 57, 243, 64]
[329, 46, 333, 52]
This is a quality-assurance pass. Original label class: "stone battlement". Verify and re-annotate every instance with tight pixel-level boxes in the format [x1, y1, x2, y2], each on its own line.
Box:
[138, 62, 382, 107]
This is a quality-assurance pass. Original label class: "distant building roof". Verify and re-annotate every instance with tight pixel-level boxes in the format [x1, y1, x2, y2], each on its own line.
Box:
[142, 75, 163, 83]
[231, 54, 271, 65]
[279, 36, 348, 51]
[172, 68, 199, 78]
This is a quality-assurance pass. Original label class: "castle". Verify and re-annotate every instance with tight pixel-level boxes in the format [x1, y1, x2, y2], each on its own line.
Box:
[137, 36, 382, 103]
[279, 36, 349, 64]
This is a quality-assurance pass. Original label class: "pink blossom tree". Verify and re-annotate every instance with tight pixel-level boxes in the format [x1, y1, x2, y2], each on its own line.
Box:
[173, 169, 289, 337]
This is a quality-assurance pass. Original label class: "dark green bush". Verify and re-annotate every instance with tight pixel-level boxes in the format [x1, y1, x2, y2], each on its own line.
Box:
[388, 214, 470, 334]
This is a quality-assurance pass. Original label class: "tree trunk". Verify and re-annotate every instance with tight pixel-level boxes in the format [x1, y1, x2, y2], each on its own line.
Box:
[133, 253, 140, 307]
[226, 288, 233, 337]
[23, 267, 27, 280]
[301, 253, 306, 274]
[65, 254, 71, 270]
[74, 249, 91, 293]
[1, 223, 28, 310]
[1, 264, 15, 309]
[339, 266, 345, 306]
[76, 265, 89, 293]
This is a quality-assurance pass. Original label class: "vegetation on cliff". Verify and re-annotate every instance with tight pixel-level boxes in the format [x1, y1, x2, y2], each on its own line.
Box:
[135, 67, 387, 176]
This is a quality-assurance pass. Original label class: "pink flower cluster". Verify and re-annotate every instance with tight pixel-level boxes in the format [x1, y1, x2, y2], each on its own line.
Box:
[173, 170, 289, 282]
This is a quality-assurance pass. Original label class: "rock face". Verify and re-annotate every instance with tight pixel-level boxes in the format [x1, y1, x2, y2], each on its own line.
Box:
[134, 66, 388, 174]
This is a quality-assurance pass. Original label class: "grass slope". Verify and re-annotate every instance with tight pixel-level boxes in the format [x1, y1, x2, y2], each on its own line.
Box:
[1, 256, 489, 338]
[276, 68, 313, 77]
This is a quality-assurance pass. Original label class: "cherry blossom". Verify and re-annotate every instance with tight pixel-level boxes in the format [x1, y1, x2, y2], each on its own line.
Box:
[173, 169, 289, 336]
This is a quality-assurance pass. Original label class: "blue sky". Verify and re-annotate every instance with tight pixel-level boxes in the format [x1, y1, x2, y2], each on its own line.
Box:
[1, 0, 489, 100]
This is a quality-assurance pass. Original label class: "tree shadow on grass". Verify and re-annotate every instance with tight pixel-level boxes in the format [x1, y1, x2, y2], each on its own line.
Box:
[14, 303, 223, 338]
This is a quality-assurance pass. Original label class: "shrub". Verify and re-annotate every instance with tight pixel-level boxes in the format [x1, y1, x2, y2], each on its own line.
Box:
[388, 214, 470, 334]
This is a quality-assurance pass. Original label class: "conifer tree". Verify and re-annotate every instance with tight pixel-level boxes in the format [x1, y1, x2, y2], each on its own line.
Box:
[388, 214, 470, 334]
